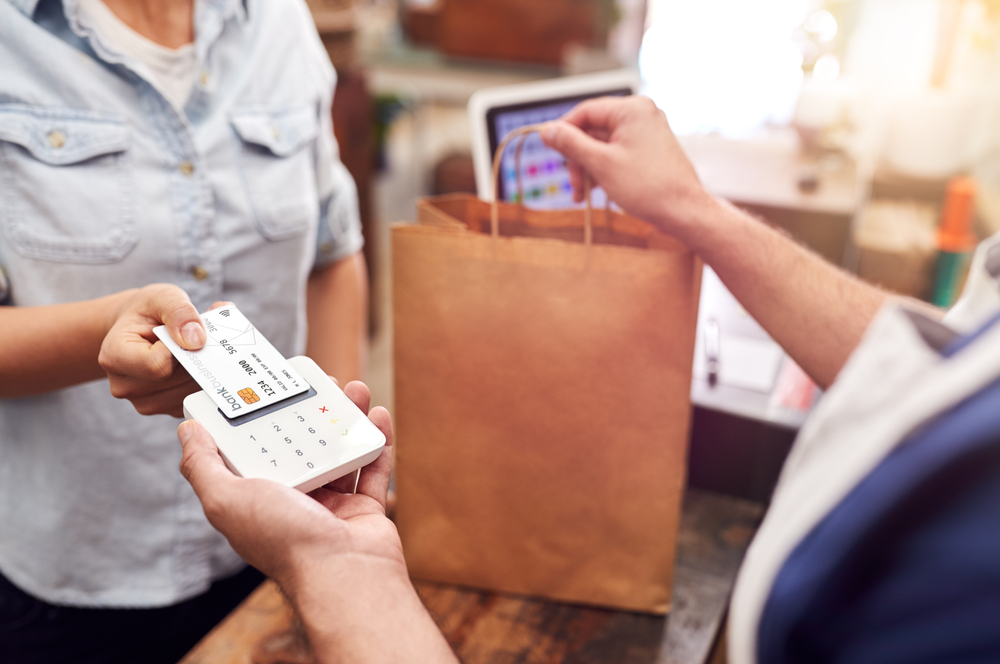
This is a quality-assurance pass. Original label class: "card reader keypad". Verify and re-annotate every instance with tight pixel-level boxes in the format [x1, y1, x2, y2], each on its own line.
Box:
[183, 356, 385, 492]
[255, 407, 345, 480]
[233, 401, 361, 486]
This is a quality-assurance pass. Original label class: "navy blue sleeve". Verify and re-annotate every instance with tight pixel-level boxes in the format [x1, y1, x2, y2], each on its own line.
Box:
[757, 378, 1000, 664]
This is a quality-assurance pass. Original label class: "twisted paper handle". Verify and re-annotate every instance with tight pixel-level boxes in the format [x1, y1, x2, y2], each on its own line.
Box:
[490, 124, 593, 247]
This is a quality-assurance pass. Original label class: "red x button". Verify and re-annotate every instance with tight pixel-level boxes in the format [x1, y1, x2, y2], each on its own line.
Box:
[319, 406, 328, 413]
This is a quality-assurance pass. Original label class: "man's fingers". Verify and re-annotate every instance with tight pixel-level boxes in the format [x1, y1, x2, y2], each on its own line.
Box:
[326, 469, 359, 494]
[208, 301, 234, 311]
[567, 161, 588, 203]
[556, 96, 627, 133]
[158, 289, 206, 351]
[177, 421, 240, 524]
[583, 127, 612, 142]
[178, 421, 235, 488]
[540, 121, 612, 184]
[343, 381, 371, 416]
[367, 406, 393, 451]
[356, 406, 393, 509]
[308, 486, 350, 512]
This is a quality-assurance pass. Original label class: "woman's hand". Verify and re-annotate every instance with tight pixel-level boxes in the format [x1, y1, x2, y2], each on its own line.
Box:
[98, 284, 207, 417]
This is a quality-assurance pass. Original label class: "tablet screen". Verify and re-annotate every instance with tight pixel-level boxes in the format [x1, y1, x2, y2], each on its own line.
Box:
[487, 90, 630, 210]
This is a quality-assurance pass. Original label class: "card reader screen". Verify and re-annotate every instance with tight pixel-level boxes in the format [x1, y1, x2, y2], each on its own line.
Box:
[487, 90, 630, 210]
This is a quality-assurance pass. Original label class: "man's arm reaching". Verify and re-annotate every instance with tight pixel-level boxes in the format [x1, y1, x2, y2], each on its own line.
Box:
[541, 96, 937, 389]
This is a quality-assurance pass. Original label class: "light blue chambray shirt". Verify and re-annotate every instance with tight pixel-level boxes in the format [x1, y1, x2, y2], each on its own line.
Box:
[0, 0, 363, 607]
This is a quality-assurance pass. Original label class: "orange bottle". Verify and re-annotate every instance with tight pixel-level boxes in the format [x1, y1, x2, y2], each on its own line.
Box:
[932, 176, 977, 307]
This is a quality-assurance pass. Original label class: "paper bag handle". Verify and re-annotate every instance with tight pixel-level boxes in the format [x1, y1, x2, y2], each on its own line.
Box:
[491, 124, 593, 247]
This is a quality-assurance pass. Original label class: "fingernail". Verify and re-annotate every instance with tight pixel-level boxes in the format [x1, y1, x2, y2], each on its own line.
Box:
[181, 321, 206, 349]
[541, 123, 557, 142]
[177, 421, 195, 445]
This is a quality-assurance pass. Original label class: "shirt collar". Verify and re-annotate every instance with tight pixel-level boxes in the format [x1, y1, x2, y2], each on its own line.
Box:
[11, 0, 247, 27]
[200, 0, 248, 25]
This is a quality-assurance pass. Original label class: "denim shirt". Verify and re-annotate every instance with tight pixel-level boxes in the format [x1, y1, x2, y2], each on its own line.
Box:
[0, 0, 363, 606]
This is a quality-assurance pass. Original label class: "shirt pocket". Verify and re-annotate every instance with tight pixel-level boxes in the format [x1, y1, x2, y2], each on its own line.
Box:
[230, 107, 320, 241]
[0, 105, 138, 264]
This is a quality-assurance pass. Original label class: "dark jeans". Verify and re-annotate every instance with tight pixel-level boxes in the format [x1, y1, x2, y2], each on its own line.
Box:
[0, 565, 265, 664]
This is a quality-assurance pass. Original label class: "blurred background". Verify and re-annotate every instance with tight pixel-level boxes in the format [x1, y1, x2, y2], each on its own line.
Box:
[312, 0, 1000, 498]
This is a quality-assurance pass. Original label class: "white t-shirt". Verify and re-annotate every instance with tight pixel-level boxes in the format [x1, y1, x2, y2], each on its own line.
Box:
[77, 0, 197, 110]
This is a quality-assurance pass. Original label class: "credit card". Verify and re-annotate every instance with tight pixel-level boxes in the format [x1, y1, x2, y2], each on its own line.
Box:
[154, 305, 309, 418]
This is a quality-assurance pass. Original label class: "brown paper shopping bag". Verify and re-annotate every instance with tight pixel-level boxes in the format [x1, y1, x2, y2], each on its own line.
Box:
[393, 126, 701, 614]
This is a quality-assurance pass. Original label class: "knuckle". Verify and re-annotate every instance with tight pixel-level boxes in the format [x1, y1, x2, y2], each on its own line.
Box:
[147, 282, 178, 296]
[97, 348, 113, 373]
[148, 354, 176, 381]
[133, 399, 160, 416]
[145, 284, 194, 318]
[199, 493, 225, 523]
[166, 297, 195, 317]
[179, 449, 198, 481]
[139, 283, 168, 301]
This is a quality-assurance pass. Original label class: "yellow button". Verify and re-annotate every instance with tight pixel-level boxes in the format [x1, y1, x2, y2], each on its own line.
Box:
[48, 130, 66, 149]
[191, 266, 209, 281]
[199, 71, 210, 87]
[319, 242, 333, 253]
[179, 161, 195, 176]
[271, 127, 281, 141]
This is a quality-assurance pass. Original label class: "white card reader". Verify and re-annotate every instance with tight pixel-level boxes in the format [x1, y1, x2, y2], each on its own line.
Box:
[183, 356, 386, 493]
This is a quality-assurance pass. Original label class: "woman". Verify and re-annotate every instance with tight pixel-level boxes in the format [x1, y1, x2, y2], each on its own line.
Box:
[0, 0, 367, 660]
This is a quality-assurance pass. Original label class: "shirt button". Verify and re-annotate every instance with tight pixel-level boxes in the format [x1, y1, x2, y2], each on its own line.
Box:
[199, 71, 210, 87]
[48, 130, 66, 148]
[191, 266, 209, 281]
[179, 161, 195, 176]
[319, 242, 333, 253]
[271, 127, 281, 141]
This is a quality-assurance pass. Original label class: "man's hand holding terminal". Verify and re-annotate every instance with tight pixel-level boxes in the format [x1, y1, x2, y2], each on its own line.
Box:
[177, 381, 457, 664]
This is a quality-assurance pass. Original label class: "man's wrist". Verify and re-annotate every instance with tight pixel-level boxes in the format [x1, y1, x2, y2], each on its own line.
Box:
[278, 525, 412, 623]
[650, 186, 726, 251]
[280, 545, 450, 662]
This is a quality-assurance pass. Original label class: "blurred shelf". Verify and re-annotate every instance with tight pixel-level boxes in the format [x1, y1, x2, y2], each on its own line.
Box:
[366, 47, 558, 105]
[311, 7, 356, 34]
[680, 133, 861, 217]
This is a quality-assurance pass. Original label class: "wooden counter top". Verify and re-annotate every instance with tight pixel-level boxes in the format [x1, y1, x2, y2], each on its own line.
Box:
[180, 489, 763, 664]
